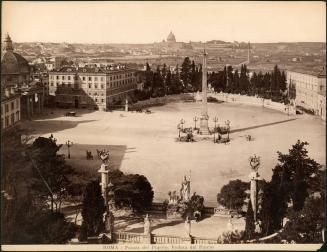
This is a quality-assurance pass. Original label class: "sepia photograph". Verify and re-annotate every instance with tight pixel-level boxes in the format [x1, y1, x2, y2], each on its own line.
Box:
[1, 1, 326, 251]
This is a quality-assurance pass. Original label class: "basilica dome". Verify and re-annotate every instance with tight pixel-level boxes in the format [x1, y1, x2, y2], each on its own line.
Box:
[1, 34, 30, 75]
[167, 31, 176, 43]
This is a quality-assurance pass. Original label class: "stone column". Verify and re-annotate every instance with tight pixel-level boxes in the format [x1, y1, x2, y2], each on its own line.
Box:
[200, 50, 209, 135]
[98, 163, 109, 205]
[249, 155, 261, 226]
[249, 172, 259, 221]
[125, 99, 128, 112]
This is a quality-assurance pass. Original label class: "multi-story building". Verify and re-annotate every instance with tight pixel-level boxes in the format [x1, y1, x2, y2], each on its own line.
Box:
[1, 86, 21, 131]
[286, 69, 326, 120]
[48, 66, 139, 110]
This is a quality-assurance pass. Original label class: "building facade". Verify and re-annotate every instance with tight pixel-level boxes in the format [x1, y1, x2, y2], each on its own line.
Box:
[48, 66, 138, 110]
[1, 88, 21, 130]
[1, 34, 45, 120]
[286, 70, 326, 120]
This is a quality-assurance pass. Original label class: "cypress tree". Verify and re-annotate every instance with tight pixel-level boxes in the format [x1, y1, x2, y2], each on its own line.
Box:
[245, 199, 255, 240]
[81, 180, 106, 237]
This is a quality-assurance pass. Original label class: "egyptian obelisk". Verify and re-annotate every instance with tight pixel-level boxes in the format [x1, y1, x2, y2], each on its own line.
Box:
[200, 50, 209, 135]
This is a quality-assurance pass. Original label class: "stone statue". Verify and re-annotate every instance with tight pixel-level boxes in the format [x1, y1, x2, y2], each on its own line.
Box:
[97, 149, 110, 164]
[144, 214, 151, 235]
[255, 221, 262, 233]
[180, 176, 191, 202]
[184, 216, 191, 237]
[227, 218, 234, 232]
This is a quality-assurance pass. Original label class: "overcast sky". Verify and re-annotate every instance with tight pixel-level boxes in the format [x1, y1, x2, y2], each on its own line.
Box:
[2, 1, 326, 44]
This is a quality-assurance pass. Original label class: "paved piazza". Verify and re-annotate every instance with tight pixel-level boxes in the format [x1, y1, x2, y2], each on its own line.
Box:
[23, 101, 326, 206]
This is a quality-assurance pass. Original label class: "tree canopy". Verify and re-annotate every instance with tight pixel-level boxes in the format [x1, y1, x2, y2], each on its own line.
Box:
[108, 169, 154, 212]
[217, 179, 249, 212]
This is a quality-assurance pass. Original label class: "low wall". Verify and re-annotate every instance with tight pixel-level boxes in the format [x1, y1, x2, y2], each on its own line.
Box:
[209, 92, 296, 115]
[130, 93, 194, 110]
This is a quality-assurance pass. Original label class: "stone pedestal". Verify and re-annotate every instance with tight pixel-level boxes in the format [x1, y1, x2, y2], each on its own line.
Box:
[142, 234, 152, 244]
[181, 237, 192, 244]
[200, 116, 209, 135]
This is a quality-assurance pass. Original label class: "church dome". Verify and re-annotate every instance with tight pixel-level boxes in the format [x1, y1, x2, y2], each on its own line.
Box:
[167, 31, 176, 42]
[1, 34, 30, 75]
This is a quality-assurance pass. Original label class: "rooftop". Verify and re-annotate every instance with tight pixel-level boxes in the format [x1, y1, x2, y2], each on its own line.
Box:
[49, 66, 137, 74]
[286, 67, 326, 78]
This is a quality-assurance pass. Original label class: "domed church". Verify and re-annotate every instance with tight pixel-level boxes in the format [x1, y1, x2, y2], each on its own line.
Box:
[1, 34, 45, 123]
[1, 34, 30, 87]
[167, 31, 177, 43]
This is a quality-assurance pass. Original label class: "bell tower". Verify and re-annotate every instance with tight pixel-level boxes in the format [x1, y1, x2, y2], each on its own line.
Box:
[3, 33, 14, 52]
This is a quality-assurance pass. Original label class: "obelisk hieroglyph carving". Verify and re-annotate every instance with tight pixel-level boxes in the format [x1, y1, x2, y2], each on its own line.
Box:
[200, 50, 209, 135]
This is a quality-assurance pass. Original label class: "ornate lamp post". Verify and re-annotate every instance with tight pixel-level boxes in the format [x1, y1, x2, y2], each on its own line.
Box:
[225, 120, 231, 140]
[65, 140, 73, 159]
[193, 116, 198, 130]
[213, 116, 218, 142]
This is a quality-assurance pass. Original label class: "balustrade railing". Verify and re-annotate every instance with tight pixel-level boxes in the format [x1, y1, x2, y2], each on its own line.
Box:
[152, 234, 182, 244]
[193, 237, 218, 244]
[114, 232, 143, 243]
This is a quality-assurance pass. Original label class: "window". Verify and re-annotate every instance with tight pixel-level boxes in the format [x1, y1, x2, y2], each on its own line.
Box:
[5, 104, 9, 113]
[16, 111, 19, 121]
[101, 99, 104, 103]
[95, 84, 98, 89]
[95, 98, 98, 102]
[95, 77, 98, 81]
[5, 116, 9, 127]
[11, 102, 14, 110]
[68, 84, 71, 88]
[62, 76, 65, 80]
[101, 77, 104, 82]
[51, 82, 54, 86]
[94, 92, 98, 96]
[110, 77, 112, 81]
[88, 77, 92, 81]
[101, 84, 104, 89]
[11, 114, 14, 125]
[56, 76, 59, 80]
[82, 77, 85, 81]
[89, 84, 91, 88]
[68, 76, 71, 80]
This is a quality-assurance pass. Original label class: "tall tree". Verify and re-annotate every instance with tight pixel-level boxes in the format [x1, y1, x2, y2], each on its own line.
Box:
[260, 140, 322, 235]
[80, 180, 106, 238]
[29, 135, 75, 212]
[217, 179, 249, 213]
[144, 62, 153, 91]
[180, 57, 192, 88]
[244, 199, 255, 240]
[165, 70, 172, 94]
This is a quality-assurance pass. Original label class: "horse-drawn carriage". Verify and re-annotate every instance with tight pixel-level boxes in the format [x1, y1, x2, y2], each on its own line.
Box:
[86, 150, 94, 160]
